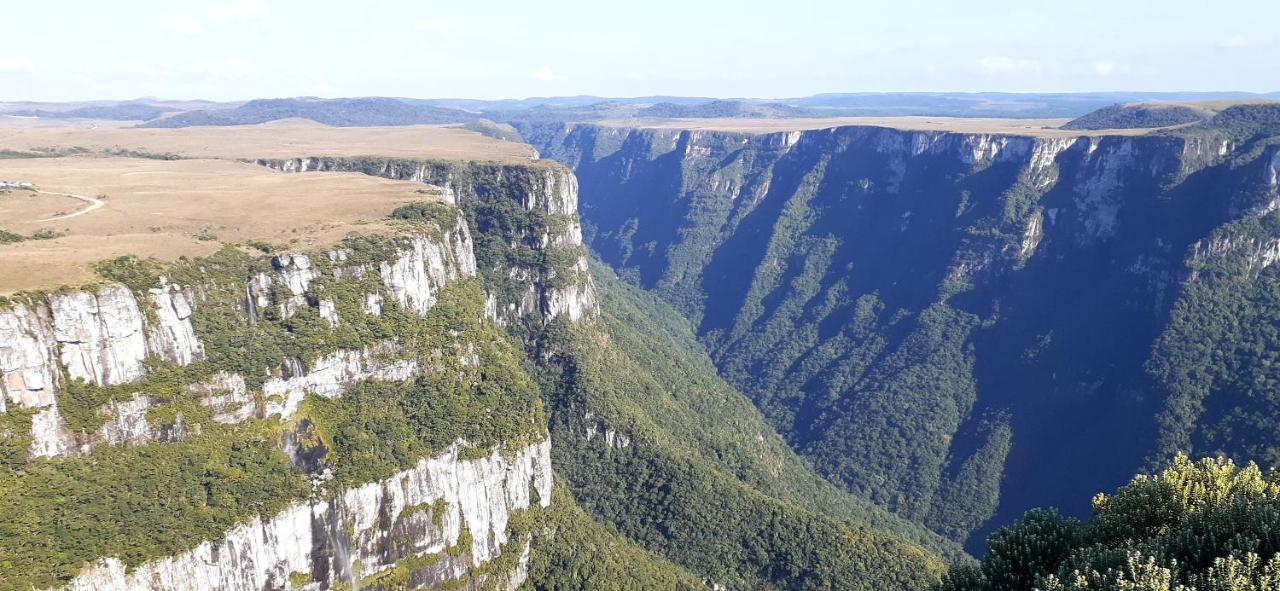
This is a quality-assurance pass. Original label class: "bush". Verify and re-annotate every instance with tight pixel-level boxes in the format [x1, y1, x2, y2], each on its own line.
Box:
[943, 455, 1280, 591]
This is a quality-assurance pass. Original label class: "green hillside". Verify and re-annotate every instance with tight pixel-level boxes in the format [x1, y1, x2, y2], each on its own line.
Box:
[531, 262, 958, 589]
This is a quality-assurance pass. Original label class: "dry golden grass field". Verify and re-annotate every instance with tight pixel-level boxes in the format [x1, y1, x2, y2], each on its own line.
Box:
[0, 157, 445, 293]
[0, 118, 537, 161]
[0, 117, 539, 294]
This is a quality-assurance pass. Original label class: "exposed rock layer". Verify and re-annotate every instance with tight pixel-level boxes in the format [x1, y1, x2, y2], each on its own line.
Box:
[254, 158, 598, 324]
[65, 439, 553, 591]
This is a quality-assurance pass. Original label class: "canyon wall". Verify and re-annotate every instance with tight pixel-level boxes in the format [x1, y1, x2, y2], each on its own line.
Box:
[67, 441, 552, 591]
[520, 118, 1280, 548]
[254, 158, 597, 326]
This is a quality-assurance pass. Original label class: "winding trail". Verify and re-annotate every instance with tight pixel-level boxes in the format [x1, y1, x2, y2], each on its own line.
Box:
[34, 189, 104, 222]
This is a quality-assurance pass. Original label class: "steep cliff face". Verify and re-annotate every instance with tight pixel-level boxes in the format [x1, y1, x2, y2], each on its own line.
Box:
[521, 118, 1280, 548]
[0, 172, 574, 590]
[254, 158, 597, 326]
[1, 283, 207, 457]
[0, 211, 481, 459]
[66, 440, 552, 591]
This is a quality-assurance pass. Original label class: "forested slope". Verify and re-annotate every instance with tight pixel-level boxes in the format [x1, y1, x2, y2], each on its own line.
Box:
[531, 263, 957, 589]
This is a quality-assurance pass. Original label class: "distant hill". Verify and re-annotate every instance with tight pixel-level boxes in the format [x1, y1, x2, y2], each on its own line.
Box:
[414, 92, 1280, 119]
[635, 100, 812, 118]
[405, 95, 718, 111]
[141, 97, 475, 128]
[790, 92, 1280, 118]
[7, 93, 1278, 129]
[1062, 103, 1211, 130]
[458, 118, 525, 143]
[1185, 102, 1280, 139]
[10, 92, 1280, 128]
[10, 103, 171, 121]
[479, 101, 642, 123]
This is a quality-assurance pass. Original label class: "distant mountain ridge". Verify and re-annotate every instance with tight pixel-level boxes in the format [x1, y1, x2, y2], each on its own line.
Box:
[8, 103, 172, 121]
[139, 97, 476, 128]
[635, 100, 812, 118]
[8, 92, 1279, 128]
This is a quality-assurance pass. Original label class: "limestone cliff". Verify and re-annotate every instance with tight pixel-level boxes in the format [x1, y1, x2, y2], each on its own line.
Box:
[0, 211, 479, 458]
[1, 284, 206, 456]
[65, 440, 552, 591]
[253, 157, 598, 325]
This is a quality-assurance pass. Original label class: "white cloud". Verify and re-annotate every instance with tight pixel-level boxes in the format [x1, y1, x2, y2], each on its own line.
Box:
[529, 66, 567, 81]
[1221, 34, 1272, 48]
[160, 0, 270, 35]
[625, 72, 645, 80]
[119, 59, 174, 75]
[973, 56, 1042, 76]
[414, 17, 457, 32]
[204, 0, 271, 22]
[159, 14, 206, 35]
[1091, 60, 1130, 76]
[179, 58, 258, 76]
[0, 56, 33, 73]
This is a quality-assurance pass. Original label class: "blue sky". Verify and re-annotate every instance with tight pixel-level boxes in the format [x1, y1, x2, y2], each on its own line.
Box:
[3, 0, 1276, 101]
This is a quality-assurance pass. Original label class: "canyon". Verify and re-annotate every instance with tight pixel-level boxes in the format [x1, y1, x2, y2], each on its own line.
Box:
[519, 105, 1280, 548]
[4, 100, 1280, 589]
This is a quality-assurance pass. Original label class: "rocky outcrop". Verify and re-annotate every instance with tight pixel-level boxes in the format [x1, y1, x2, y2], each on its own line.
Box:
[1189, 233, 1280, 280]
[0, 212, 486, 458]
[49, 285, 149, 387]
[147, 283, 205, 366]
[64, 439, 554, 591]
[380, 232, 478, 315]
[1, 283, 206, 456]
[0, 301, 60, 410]
[262, 344, 419, 419]
[190, 372, 256, 424]
[2, 283, 207, 411]
[544, 258, 598, 323]
[29, 405, 75, 457]
[269, 254, 320, 319]
[254, 157, 598, 325]
[96, 393, 187, 447]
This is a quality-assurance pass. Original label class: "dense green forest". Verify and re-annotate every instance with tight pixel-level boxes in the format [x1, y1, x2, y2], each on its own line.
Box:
[944, 455, 1280, 591]
[1149, 215, 1280, 471]
[527, 487, 706, 590]
[527, 262, 957, 590]
[1062, 104, 1208, 130]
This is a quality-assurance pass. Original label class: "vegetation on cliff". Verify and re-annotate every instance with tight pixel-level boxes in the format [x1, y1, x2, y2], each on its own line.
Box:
[0, 218, 546, 589]
[1150, 215, 1280, 471]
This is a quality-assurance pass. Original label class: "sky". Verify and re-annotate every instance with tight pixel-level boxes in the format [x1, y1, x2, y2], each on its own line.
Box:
[2, 0, 1277, 102]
